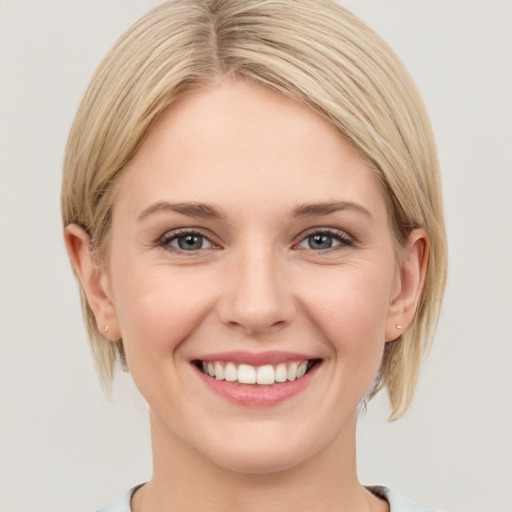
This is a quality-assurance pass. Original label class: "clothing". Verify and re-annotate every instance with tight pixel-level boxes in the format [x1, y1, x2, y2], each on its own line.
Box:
[95, 484, 437, 511]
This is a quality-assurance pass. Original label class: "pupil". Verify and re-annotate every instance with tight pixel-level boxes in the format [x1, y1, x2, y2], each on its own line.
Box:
[310, 234, 332, 249]
[178, 235, 202, 250]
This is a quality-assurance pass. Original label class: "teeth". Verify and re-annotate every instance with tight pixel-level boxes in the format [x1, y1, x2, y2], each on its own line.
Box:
[214, 362, 224, 381]
[297, 362, 307, 379]
[238, 364, 256, 384]
[199, 360, 313, 385]
[224, 362, 237, 382]
[287, 362, 298, 381]
[256, 365, 275, 385]
[275, 363, 288, 383]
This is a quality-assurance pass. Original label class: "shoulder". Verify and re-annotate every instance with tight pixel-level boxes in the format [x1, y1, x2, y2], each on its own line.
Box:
[94, 485, 143, 512]
[367, 486, 438, 512]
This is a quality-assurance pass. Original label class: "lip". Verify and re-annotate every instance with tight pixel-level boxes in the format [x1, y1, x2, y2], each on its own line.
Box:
[191, 351, 321, 407]
[194, 350, 313, 366]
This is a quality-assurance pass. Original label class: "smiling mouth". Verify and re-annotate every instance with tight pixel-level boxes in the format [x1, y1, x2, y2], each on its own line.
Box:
[193, 359, 321, 385]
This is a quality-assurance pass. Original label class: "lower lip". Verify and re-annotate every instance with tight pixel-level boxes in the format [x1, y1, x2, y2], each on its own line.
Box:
[194, 364, 319, 407]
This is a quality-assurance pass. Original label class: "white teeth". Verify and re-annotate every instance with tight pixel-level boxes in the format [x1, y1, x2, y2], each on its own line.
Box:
[256, 365, 275, 385]
[275, 363, 288, 383]
[214, 362, 224, 380]
[297, 362, 307, 379]
[287, 362, 298, 381]
[200, 360, 314, 385]
[237, 364, 257, 384]
[224, 362, 237, 382]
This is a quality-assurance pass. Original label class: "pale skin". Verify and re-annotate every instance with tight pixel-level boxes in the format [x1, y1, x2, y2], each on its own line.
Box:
[65, 79, 428, 512]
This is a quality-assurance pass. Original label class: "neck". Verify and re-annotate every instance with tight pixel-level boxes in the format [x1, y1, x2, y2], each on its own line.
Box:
[132, 410, 386, 512]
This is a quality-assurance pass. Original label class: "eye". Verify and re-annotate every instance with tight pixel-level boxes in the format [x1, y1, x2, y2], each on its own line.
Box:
[159, 230, 214, 252]
[297, 229, 353, 251]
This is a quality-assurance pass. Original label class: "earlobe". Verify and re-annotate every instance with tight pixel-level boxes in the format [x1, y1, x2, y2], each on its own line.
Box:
[63, 224, 121, 340]
[385, 229, 429, 342]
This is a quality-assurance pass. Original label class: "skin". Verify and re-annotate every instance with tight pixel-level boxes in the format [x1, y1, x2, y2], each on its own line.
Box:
[65, 79, 427, 511]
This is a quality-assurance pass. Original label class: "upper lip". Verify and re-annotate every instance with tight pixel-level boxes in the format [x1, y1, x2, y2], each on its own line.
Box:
[192, 351, 317, 366]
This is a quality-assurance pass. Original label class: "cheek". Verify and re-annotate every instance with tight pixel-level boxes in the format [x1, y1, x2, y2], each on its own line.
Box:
[111, 263, 215, 364]
[300, 264, 393, 364]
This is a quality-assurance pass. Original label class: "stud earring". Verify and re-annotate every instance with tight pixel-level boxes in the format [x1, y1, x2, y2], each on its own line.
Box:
[105, 325, 110, 333]
[396, 325, 403, 329]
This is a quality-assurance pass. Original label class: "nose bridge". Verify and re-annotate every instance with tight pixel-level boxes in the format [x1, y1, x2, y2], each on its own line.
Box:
[218, 242, 294, 335]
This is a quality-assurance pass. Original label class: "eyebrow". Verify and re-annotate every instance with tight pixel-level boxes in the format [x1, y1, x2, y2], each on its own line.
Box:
[137, 201, 225, 222]
[291, 201, 373, 221]
[136, 200, 373, 223]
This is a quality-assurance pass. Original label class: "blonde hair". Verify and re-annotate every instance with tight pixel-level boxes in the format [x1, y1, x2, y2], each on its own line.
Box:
[62, 0, 447, 420]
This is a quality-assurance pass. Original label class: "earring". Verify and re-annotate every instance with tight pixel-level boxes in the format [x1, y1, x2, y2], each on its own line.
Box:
[105, 325, 110, 333]
[396, 325, 403, 329]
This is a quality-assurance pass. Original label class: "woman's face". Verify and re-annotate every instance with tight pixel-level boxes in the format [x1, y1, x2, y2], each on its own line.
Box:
[104, 79, 401, 473]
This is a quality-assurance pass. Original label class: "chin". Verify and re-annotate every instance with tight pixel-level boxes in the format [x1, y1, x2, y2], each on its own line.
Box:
[196, 420, 335, 476]
[209, 443, 311, 475]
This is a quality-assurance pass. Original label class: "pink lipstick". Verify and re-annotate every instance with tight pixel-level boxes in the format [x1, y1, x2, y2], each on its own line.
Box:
[191, 351, 321, 406]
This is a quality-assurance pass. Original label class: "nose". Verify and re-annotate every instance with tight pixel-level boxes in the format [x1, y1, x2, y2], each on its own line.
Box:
[217, 247, 295, 336]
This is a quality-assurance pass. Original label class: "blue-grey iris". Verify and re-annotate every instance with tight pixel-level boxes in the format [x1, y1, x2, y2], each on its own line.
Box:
[308, 234, 333, 250]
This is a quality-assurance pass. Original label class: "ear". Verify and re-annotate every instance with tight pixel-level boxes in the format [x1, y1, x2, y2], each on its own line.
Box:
[385, 229, 429, 342]
[63, 224, 121, 341]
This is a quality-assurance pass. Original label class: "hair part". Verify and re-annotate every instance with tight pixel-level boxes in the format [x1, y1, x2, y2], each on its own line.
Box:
[62, 0, 447, 420]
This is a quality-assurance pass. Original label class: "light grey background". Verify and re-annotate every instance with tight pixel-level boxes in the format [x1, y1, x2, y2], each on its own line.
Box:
[0, 1, 511, 511]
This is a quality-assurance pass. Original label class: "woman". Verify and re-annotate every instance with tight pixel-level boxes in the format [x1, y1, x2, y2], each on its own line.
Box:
[62, 1, 447, 510]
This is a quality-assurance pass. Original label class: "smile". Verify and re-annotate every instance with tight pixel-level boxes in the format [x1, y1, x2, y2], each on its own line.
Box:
[197, 360, 318, 385]
[192, 351, 322, 406]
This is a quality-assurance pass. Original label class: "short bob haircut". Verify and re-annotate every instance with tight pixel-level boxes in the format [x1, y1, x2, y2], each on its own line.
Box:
[62, 0, 447, 420]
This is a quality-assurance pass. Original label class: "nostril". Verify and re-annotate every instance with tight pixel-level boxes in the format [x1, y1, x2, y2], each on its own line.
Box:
[246, 319, 288, 336]
[269, 319, 287, 331]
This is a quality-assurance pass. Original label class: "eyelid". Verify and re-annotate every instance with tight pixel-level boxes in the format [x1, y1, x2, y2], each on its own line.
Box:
[156, 227, 221, 252]
[154, 226, 355, 253]
[293, 227, 355, 249]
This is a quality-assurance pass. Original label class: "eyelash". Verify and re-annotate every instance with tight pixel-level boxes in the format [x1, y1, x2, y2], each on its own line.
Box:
[156, 227, 354, 254]
[157, 228, 218, 253]
[295, 228, 354, 251]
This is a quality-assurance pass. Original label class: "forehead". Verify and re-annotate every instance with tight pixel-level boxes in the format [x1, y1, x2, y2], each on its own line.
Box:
[115, 79, 389, 224]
